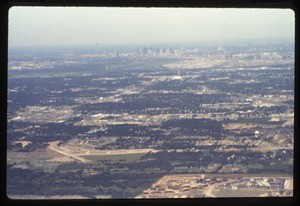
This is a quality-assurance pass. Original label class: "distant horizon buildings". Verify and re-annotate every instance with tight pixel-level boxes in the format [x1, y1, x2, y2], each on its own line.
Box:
[7, 36, 295, 50]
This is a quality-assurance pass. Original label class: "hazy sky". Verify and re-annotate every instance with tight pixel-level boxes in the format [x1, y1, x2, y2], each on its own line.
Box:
[8, 7, 294, 47]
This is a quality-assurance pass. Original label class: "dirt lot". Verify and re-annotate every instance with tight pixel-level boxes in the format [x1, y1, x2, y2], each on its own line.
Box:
[139, 173, 293, 198]
[212, 188, 269, 197]
[223, 123, 258, 130]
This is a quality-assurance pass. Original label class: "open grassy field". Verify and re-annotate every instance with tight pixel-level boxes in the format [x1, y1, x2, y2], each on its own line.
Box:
[80, 152, 147, 162]
[55, 162, 92, 171]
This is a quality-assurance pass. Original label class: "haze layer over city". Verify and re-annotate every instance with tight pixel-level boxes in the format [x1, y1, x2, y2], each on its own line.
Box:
[7, 7, 294, 199]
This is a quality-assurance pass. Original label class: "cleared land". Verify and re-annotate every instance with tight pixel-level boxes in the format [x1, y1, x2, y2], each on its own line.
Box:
[212, 188, 270, 197]
[47, 141, 154, 163]
[138, 173, 293, 198]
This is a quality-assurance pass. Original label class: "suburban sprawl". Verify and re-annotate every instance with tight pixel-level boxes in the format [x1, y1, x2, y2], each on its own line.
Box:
[7, 40, 294, 199]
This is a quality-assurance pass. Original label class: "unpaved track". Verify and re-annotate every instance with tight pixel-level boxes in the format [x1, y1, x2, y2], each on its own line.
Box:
[48, 146, 90, 163]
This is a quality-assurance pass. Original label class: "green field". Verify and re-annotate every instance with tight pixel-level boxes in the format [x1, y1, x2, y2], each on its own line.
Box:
[80, 153, 147, 162]
[56, 162, 92, 171]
